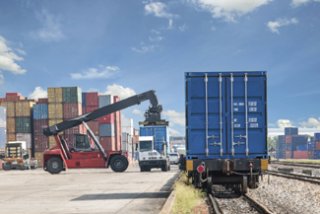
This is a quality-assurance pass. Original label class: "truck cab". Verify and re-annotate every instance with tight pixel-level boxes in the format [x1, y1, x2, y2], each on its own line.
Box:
[2, 141, 37, 170]
[138, 136, 170, 172]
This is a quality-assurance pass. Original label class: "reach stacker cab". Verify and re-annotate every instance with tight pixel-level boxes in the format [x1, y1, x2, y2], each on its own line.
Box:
[42, 90, 167, 174]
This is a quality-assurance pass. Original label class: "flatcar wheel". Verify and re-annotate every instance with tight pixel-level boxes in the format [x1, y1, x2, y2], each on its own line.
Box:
[241, 176, 248, 194]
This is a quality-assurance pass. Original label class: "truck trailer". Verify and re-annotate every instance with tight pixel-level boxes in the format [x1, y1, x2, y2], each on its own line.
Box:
[138, 125, 170, 172]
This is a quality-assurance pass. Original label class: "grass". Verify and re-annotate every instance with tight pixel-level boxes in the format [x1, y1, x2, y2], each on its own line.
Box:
[172, 174, 206, 214]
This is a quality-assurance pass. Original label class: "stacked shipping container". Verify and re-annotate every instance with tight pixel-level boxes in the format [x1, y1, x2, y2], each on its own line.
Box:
[0, 93, 34, 150]
[313, 133, 320, 159]
[0, 107, 6, 148]
[276, 127, 310, 159]
[98, 94, 116, 152]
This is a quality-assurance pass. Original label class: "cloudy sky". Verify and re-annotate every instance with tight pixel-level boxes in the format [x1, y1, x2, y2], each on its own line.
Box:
[0, 0, 320, 136]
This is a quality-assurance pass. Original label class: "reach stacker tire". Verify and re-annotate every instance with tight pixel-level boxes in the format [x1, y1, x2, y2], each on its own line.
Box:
[47, 157, 63, 174]
[110, 155, 129, 172]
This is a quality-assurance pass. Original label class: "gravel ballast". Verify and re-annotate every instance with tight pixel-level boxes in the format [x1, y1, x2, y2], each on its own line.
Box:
[247, 175, 320, 214]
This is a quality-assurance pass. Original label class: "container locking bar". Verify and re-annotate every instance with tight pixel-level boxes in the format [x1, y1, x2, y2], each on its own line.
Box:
[244, 73, 249, 156]
[204, 74, 209, 157]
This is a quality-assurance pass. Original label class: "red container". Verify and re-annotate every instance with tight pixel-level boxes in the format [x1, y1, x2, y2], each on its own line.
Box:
[85, 92, 99, 106]
[38, 98, 48, 104]
[63, 103, 82, 119]
[285, 136, 292, 144]
[84, 105, 99, 114]
[293, 151, 308, 159]
[33, 119, 49, 136]
[5, 92, 24, 101]
[100, 136, 115, 152]
[97, 114, 114, 124]
[316, 141, 320, 150]
[285, 151, 292, 159]
[87, 121, 99, 136]
[34, 135, 49, 152]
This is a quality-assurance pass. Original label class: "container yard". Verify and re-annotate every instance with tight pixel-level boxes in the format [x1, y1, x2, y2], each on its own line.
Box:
[1, 1, 320, 213]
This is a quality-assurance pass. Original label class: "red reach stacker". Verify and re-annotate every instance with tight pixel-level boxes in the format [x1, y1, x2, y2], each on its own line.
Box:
[42, 90, 166, 174]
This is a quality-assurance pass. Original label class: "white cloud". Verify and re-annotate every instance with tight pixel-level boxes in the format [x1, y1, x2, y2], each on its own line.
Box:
[300, 117, 320, 129]
[267, 18, 298, 33]
[0, 36, 26, 75]
[189, 0, 270, 22]
[291, 0, 320, 7]
[104, 84, 136, 100]
[0, 72, 4, 85]
[144, 2, 177, 29]
[70, 65, 120, 80]
[29, 86, 47, 100]
[131, 43, 157, 53]
[168, 127, 182, 136]
[163, 110, 185, 127]
[32, 9, 64, 42]
[277, 119, 293, 128]
[132, 108, 143, 116]
[178, 24, 188, 32]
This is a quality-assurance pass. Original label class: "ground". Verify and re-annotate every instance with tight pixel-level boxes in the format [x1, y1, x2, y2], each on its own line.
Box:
[0, 164, 179, 214]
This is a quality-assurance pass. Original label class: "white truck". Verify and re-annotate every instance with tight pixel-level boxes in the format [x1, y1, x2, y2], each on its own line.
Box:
[2, 141, 38, 170]
[138, 136, 170, 172]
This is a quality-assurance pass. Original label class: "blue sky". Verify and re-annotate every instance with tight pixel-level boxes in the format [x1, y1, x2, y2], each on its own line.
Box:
[0, 0, 320, 136]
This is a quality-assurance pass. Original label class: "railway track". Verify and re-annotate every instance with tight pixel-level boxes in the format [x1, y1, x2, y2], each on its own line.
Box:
[208, 187, 273, 214]
[267, 170, 320, 185]
[270, 160, 320, 169]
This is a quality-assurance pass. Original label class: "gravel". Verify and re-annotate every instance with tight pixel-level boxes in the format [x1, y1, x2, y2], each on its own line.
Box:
[247, 175, 320, 214]
[216, 197, 259, 214]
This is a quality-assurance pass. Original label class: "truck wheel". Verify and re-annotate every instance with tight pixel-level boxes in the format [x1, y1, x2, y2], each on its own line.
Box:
[110, 155, 128, 172]
[46, 157, 63, 174]
[2, 163, 11, 170]
[161, 165, 168, 172]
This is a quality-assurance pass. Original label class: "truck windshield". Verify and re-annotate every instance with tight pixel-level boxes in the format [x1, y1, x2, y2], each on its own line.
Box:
[139, 141, 152, 152]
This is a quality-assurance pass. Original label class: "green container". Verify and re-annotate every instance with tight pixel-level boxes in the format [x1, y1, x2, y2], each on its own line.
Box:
[62, 87, 82, 103]
[15, 117, 31, 133]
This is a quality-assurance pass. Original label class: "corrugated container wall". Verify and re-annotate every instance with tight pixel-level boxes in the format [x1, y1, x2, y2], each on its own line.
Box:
[15, 101, 34, 117]
[62, 87, 82, 103]
[33, 104, 48, 120]
[15, 117, 31, 133]
[285, 127, 298, 136]
[48, 88, 63, 103]
[185, 72, 267, 159]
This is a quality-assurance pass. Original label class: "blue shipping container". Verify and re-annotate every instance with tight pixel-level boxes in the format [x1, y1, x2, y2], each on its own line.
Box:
[314, 133, 320, 141]
[285, 127, 298, 136]
[99, 95, 113, 108]
[185, 71, 267, 159]
[99, 124, 115, 137]
[33, 104, 48, 120]
[140, 126, 169, 154]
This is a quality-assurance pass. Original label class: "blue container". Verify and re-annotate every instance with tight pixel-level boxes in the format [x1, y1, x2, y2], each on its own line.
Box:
[296, 144, 307, 151]
[285, 127, 298, 136]
[99, 124, 115, 137]
[314, 133, 320, 141]
[313, 151, 320, 159]
[33, 104, 48, 120]
[99, 95, 113, 108]
[140, 126, 169, 154]
[185, 71, 267, 159]
[82, 93, 86, 107]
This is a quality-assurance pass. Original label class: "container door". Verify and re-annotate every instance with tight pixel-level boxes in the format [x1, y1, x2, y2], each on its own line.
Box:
[226, 73, 266, 157]
[187, 74, 227, 158]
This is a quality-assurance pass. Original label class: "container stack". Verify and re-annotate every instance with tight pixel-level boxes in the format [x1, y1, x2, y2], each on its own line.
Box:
[113, 96, 121, 151]
[82, 92, 99, 136]
[0, 93, 34, 151]
[313, 133, 320, 159]
[276, 127, 309, 159]
[62, 87, 84, 146]
[47, 88, 63, 148]
[98, 94, 115, 152]
[33, 98, 49, 166]
[0, 106, 6, 148]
